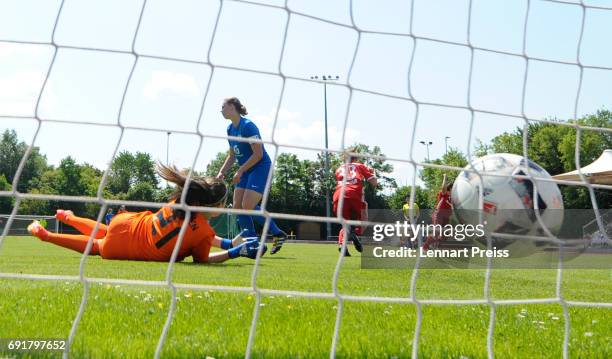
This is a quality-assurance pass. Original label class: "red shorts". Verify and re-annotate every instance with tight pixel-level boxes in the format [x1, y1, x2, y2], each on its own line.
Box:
[333, 198, 365, 221]
[334, 198, 366, 245]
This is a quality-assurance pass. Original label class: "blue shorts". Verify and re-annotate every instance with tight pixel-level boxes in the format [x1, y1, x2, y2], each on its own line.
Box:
[236, 162, 271, 194]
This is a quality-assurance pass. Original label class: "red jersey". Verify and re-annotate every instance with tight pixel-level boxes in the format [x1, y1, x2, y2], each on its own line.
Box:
[432, 191, 452, 225]
[435, 192, 452, 211]
[333, 162, 375, 202]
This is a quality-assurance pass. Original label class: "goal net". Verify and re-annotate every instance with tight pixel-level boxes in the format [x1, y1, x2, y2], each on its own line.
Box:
[0, 0, 611, 358]
[0, 214, 58, 236]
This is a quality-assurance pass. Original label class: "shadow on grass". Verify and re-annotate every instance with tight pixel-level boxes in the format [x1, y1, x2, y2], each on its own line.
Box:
[177, 261, 263, 268]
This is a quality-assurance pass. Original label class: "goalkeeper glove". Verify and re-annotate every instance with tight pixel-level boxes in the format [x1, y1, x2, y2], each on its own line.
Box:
[228, 239, 267, 259]
[221, 229, 259, 250]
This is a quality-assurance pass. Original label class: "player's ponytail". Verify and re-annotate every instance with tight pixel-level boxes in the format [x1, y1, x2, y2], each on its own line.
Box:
[225, 97, 248, 115]
[156, 163, 187, 188]
[156, 163, 228, 219]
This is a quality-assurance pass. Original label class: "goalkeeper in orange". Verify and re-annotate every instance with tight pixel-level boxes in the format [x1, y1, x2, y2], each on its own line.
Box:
[27, 164, 267, 263]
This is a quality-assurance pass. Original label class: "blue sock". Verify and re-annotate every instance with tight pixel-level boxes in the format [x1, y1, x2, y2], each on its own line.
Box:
[237, 215, 256, 237]
[252, 205, 283, 235]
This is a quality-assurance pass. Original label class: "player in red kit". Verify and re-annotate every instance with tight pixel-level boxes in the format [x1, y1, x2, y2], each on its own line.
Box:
[333, 148, 378, 256]
[424, 174, 453, 250]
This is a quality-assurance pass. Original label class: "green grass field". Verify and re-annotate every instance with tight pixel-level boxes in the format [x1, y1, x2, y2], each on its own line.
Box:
[0, 236, 610, 358]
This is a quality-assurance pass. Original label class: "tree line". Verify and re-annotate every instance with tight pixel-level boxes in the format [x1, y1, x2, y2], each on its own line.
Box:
[0, 110, 609, 222]
[421, 110, 611, 209]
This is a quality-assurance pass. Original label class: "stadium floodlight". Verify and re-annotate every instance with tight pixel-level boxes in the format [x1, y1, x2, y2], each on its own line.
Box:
[445, 136, 451, 155]
[310, 74, 340, 240]
[166, 131, 171, 166]
[419, 140, 433, 161]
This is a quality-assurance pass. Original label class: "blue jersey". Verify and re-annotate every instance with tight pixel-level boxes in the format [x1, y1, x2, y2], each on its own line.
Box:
[227, 117, 271, 167]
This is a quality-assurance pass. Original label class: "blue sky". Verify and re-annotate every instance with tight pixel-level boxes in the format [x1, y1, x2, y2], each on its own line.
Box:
[1, 0, 611, 189]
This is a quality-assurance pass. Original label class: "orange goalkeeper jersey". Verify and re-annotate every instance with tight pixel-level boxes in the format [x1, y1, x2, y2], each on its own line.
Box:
[115, 203, 215, 262]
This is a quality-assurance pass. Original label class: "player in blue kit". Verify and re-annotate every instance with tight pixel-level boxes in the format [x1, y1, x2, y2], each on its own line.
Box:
[216, 97, 288, 255]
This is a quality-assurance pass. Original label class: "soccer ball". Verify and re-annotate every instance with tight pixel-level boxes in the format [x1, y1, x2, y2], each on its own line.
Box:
[451, 153, 564, 237]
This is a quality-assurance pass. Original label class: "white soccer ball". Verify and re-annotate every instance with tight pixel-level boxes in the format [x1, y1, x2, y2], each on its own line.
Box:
[451, 153, 564, 237]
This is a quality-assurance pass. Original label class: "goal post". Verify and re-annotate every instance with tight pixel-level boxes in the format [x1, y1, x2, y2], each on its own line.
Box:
[0, 0, 611, 358]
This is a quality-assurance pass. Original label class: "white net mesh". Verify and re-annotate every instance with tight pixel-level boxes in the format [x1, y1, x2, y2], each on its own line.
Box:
[1, 0, 611, 358]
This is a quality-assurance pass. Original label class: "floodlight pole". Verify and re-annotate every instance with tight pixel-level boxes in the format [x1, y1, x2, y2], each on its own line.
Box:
[166, 131, 171, 166]
[165, 131, 171, 188]
[420, 140, 432, 162]
[311, 74, 340, 240]
[445, 136, 450, 155]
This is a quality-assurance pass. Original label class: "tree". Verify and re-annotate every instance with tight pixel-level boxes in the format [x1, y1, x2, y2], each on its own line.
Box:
[126, 182, 156, 203]
[107, 151, 133, 194]
[386, 185, 428, 210]
[485, 114, 611, 176]
[19, 157, 104, 217]
[482, 111, 612, 208]
[56, 157, 87, 196]
[489, 130, 524, 156]
[205, 151, 239, 196]
[19, 166, 60, 216]
[473, 138, 492, 158]
[0, 129, 48, 192]
[155, 186, 174, 203]
[558, 110, 612, 173]
[299, 159, 321, 212]
[17, 188, 54, 216]
[0, 175, 12, 214]
[107, 151, 158, 196]
[52, 156, 99, 216]
[80, 164, 104, 198]
[133, 152, 159, 186]
[557, 111, 612, 209]
[272, 153, 301, 210]
[205, 150, 238, 178]
[351, 144, 396, 189]
[312, 150, 341, 214]
[269, 153, 318, 215]
[80, 164, 104, 217]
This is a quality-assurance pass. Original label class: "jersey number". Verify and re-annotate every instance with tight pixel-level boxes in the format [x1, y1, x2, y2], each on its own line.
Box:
[339, 165, 358, 181]
[154, 212, 180, 249]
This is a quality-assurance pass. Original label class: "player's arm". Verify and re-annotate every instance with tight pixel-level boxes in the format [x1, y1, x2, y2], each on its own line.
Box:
[440, 174, 448, 194]
[367, 176, 378, 188]
[212, 236, 228, 249]
[360, 164, 378, 188]
[237, 142, 263, 174]
[203, 251, 230, 263]
[194, 239, 266, 263]
[211, 230, 250, 249]
[217, 148, 236, 179]
[232, 123, 264, 183]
